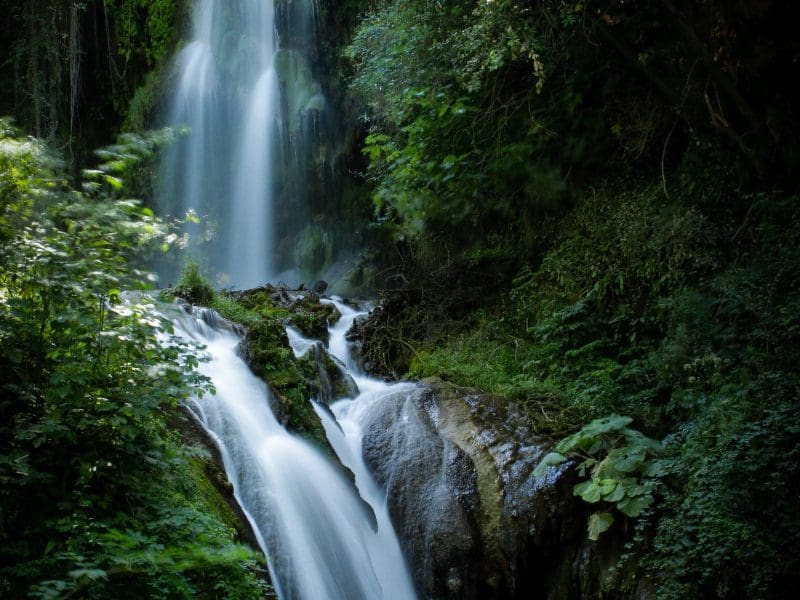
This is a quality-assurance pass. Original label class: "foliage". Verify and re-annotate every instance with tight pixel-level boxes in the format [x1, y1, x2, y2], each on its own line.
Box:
[347, 0, 580, 246]
[105, 0, 185, 67]
[394, 173, 800, 595]
[174, 261, 216, 306]
[102, 0, 188, 121]
[347, 0, 800, 287]
[1, 1, 186, 166]
[650, 394, 800, 599]
[0, 122, 265, 598]
[350, 0, 799, 593]
[534, 415, 663, 540]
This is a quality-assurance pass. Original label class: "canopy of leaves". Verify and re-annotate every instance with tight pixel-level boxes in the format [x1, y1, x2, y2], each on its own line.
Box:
[348, 0, 579, 243]
[0, 1, 186, 166]
[348, 0, 800, 261]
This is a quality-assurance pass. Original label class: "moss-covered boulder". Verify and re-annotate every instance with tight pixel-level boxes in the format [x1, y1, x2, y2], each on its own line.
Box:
[287, 295, 340, 340]
[213, 284, 347, 449]
[229, 284, 340, 341]
[240, 317, 327, 447]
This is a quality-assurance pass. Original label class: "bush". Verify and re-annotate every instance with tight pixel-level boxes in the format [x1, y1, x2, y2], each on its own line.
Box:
[0, 122, 264, 598]
[174, 260, 215, 306]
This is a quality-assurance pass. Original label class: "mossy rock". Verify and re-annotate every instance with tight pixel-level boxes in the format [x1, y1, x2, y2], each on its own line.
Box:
[233, 284, 340, 340]
[288, 296, 340, 340]
[239, 316, 330, 451]
[231, 287, 292, 320]
[212, 286, 347, 451]
[318, 349, 359, 402]
[295, 224, 334, 275]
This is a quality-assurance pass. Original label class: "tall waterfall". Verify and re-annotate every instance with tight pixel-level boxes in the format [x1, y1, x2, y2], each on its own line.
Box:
[159, 0, 330, 289]
[168, 304, 417, 600]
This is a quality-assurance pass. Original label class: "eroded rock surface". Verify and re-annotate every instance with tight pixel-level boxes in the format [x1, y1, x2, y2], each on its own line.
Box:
[360, 377, 620, 599]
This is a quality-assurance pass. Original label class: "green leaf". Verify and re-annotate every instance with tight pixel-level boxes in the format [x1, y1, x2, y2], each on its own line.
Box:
[597, 478, 617, 495]
[588, 512, 614, 540]
[608, 447, 646, 473]
[68, 568, 108, 581]
[582, 414, 633, 437]
[617, 494, 654, 517]
[574, 480, 602, 503]
[532, 451, 568, 476]
[641, 459, 665, 478]
[104, 174, 124, 189]
[604, 483, 626, 503]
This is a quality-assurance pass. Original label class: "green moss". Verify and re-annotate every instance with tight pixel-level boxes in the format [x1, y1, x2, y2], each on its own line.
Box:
[238, 307, 328, 449]
[294, 224, 334, 275]
[187, 457, 242, 538]
[289, 297, 340, 339]
[211, 293, 261, 326]
[179, 285, 338, 450]
[124, 62, 169, 131]
[321, 351, 355, 399]
[234, 289, 291, 319]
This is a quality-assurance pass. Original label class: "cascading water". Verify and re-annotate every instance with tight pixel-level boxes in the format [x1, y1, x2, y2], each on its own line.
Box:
[158, 2, 420, 595]
[167, 303, 417, 599]
[288, 299, 420, 595]
[159, 0, 337, 288]
[160, 0, 279, 288]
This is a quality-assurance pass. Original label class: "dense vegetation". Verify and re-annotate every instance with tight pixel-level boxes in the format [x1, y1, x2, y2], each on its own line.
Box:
[347, 1, 800, 597]
[0, 0, 186, 168]
[0, 123, 269, 597]
[2, 0, 799, 598]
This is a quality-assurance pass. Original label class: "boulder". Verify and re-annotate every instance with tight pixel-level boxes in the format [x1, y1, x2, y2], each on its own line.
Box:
[360, 378, 624, 599]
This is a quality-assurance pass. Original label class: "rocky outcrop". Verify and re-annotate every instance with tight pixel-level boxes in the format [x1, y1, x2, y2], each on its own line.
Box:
[231, 284, 340, 341]
[360, 377, 627, 599]
[304, 342, 359, 406]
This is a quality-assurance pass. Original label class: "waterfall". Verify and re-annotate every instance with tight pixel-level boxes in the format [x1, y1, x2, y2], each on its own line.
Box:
[159, 0, 281, 288]
[167, 303, 417, 600]
[158, 0, 334, 289]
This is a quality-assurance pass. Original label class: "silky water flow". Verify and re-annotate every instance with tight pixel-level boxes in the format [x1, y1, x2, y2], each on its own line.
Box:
[167, 300, 417, 600]
[159, 0, 280, 287]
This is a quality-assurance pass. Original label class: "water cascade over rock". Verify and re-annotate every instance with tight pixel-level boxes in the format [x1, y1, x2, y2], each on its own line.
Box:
[317, 300, 613, 599]
[164, 292, 623, 599]
[168, 303, 417, 600]
[158, 0, 338, 288]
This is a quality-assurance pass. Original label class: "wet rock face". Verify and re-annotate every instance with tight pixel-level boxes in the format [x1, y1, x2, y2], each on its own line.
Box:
[362, 389, 479, 598]
[360, 379, 591, 599]
[305, 343, 359, 406]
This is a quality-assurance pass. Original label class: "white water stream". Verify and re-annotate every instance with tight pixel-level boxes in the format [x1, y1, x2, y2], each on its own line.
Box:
[158, 0, 335, 288]
[160, 0, 281, 287]
[168, 300, 417, 600]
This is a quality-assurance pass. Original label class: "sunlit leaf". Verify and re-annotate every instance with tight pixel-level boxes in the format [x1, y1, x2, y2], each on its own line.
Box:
[588, 511, 614, 540]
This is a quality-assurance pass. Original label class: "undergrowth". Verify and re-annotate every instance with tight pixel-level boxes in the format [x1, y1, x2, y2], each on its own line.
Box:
[404, 179, 800, 597]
